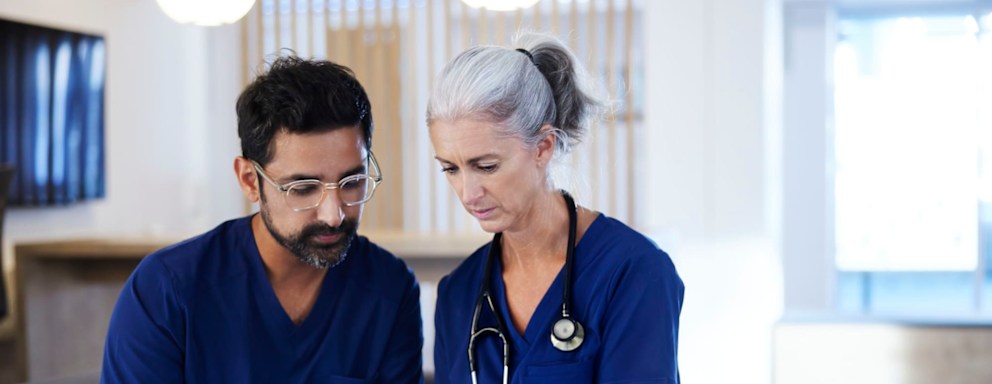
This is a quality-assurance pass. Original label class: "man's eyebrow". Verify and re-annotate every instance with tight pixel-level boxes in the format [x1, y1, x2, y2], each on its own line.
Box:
[338, 164, 367, 178]
[280, 172, 321, 182]
[278, 164, 367, 183]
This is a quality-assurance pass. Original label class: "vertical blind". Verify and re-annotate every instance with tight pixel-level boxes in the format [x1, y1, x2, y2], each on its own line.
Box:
[241, 0, 643, 236]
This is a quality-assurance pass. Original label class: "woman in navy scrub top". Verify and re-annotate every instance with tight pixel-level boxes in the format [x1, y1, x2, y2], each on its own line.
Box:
[426, 33, 684, 384]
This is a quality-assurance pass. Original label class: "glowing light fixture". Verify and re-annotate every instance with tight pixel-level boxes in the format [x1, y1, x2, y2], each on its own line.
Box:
[156, 0, 257, 26]
[461, 0, 540, 12]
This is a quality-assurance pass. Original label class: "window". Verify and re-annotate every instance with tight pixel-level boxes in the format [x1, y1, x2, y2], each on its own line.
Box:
[833, 12, 992, 316]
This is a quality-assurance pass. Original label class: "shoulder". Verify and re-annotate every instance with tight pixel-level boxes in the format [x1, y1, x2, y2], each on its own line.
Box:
[437, 242, 490, 295]
[132, 216, 254, 296]
[587, 215, 673, 262]
[582, 214, 683, 292]
[346, 235, 420, 301]
[349, 234, 416, 281]
[435, 242, 491, 314]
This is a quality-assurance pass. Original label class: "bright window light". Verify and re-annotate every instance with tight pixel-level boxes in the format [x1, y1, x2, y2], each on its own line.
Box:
[982, 12, 992, 31]
[834, 16, 989, 272]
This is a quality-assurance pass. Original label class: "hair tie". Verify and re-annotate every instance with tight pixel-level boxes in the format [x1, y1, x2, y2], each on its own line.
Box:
[515, 48, 536, 65]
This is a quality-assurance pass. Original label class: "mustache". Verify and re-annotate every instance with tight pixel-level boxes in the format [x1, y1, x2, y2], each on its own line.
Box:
[299, 220, 358, 239]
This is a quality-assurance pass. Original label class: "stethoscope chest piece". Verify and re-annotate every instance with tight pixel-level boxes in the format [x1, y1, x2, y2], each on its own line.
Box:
[550, 317, 585, 351]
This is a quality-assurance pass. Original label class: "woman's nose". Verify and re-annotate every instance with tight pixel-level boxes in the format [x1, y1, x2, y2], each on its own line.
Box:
[459, 173, 485, 206]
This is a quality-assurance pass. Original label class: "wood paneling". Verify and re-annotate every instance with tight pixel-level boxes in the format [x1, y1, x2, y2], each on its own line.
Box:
[241, 0, 643, 231]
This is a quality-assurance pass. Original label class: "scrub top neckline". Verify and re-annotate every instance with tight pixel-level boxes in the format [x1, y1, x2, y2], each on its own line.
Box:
[490, 213, 606, 360]
[241, 218, 345, 336]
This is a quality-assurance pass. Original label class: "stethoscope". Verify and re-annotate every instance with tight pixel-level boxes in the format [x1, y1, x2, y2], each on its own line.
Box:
[468, 190, 584, 384]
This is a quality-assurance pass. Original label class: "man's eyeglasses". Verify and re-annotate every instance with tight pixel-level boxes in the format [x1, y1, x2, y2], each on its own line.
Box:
[251, 153, 382, 211]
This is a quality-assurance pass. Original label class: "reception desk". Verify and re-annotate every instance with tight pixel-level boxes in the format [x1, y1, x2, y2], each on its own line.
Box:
[4, 233, 475, 383]
[774, 316, 992, 383]
[10, 240, 170, 383]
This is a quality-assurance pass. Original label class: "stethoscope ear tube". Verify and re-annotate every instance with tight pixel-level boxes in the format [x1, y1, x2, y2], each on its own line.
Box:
[553, 190, 584, 352]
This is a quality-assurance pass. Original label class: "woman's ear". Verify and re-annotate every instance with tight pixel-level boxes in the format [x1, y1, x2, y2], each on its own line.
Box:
[234, 157, 261, 202]
[535, 124, 557, 167]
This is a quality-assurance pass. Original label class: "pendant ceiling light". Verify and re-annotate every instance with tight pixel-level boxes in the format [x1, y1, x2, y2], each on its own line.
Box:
[461, 0, 540, 12]
[156, 0, 257, 26]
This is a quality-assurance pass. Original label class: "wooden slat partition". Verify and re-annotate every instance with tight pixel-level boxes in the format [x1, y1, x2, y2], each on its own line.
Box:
[274, 0, 282, 53]
[290, 0, 298, 51]
[599, 0, 622, 216]
[586, 0, 600, 209]
[550, 0, 559, 35]
[240, 0, 644, 233]
[623, 0, 636, 223]
[256, 0, 264, 68]
[494, 7, 505, 46]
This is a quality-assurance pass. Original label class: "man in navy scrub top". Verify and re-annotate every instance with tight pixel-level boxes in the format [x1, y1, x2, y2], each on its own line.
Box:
[102, 56, 423, 384]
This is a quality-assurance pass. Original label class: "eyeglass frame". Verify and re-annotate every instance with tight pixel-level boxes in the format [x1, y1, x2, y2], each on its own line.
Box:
[250, 152, 383, 211]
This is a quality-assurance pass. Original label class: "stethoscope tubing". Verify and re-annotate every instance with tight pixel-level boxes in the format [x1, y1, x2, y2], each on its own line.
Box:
[467, 190, 581, 383]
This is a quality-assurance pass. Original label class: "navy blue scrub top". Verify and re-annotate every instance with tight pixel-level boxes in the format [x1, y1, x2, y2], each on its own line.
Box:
[434, 214, 683, 384]
[102, 216, 424, 383]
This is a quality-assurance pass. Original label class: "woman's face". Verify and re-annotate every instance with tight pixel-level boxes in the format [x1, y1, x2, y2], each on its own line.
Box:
[429, 119, 553, 234]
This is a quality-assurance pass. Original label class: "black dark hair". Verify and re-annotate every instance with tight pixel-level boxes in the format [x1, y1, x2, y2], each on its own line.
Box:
[236, 56, 373, 166]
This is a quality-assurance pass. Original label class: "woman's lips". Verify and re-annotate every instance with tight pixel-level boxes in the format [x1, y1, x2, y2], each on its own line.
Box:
[471, 207, 496, 220]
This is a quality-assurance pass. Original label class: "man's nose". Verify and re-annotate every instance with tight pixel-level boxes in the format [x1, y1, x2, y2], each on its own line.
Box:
[315, 187, 345, 227]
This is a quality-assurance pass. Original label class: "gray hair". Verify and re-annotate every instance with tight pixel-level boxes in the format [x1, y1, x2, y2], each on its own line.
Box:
[427, 32, 603, 157]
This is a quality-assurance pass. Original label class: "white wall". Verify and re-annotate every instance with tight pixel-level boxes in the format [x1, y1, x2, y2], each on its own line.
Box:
[643, 0, 784, 382]
[781, 1, 837, 313]
[0, 0, 244, 245]
[0, 0, 244, 340]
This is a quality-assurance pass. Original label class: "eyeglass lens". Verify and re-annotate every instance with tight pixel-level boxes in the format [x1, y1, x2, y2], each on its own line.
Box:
[284, 176, 372, 209]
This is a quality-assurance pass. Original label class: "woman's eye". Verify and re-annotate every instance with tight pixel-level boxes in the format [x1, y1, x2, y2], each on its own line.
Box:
[440, 166, 457, 174]
[477, 164, 498, 173]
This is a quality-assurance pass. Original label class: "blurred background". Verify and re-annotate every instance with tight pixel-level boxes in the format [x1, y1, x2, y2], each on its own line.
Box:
[0, 0, 991, 383]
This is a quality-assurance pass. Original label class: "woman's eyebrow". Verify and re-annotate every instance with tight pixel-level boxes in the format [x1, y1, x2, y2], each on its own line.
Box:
[434, 153, 500, 164]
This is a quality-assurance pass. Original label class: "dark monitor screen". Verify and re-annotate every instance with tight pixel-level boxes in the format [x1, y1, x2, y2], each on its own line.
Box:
[0, 165, 11, 319]
[0, 18, 106, 207]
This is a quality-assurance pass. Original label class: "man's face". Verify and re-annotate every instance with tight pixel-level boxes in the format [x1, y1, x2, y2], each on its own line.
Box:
[257, 126, 368, 269]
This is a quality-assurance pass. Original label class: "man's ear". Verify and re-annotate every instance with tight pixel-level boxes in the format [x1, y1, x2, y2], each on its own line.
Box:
[535, 124, 557, 167]
[234, 157, 261, 203]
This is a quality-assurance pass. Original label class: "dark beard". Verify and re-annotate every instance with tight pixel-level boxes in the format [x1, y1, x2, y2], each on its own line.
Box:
[260, 209, 358, 269]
